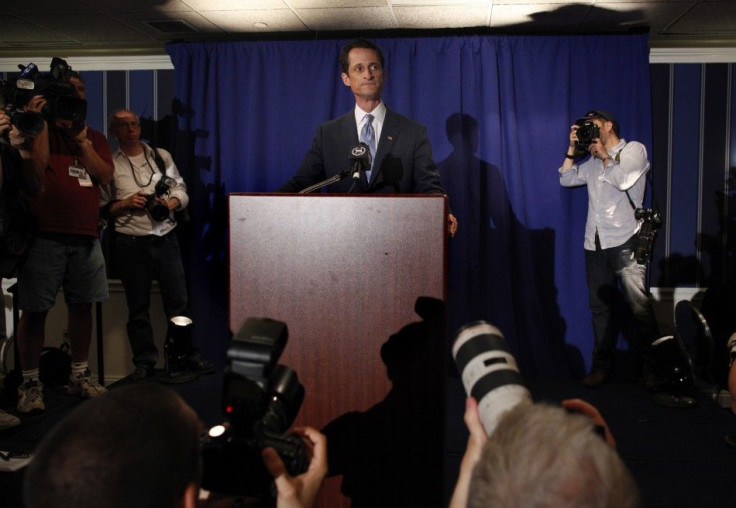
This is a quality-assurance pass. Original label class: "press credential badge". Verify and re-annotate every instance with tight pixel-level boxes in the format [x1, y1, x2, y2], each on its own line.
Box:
[69, 158, 93, 187]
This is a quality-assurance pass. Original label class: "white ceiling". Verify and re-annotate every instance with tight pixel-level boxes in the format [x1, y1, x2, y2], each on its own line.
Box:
[0, 0, 734, 57]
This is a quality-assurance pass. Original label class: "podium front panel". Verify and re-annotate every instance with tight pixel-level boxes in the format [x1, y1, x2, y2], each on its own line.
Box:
[229, 193, 447, 506]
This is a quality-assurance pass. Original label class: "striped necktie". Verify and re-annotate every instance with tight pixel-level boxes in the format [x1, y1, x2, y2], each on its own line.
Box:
[360, 113, 376, 181]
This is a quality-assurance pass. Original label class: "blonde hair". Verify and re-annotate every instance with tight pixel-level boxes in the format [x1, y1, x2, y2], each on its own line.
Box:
[469, 403, 641, 508]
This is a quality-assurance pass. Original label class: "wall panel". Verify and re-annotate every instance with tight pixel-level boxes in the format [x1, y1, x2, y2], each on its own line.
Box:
[669, 64, 702, 282]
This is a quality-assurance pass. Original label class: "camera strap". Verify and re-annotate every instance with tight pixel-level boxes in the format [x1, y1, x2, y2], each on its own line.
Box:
[614, 143, 640, 212]
[616, 142, 661, 217]
[149, 143, 189, 223]
[149, 143, 167, 174]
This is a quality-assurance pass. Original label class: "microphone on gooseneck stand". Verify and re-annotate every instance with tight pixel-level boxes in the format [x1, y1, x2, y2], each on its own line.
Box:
[349, 142, 372, 180]
[301, 143, 373, 194]
[345, 142, 372, 194]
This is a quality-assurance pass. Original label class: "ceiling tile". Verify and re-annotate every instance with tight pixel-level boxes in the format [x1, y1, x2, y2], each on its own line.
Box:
[297, 7, 397, 31]
[0, 0, 733, 53]
[0, 15, 76, 43]
[114, 11, 222, 36]
[198, 9, 307, 32]
[290, 0, 386, 7]
[665, 1, 736, 35]
[394, 6, 491, 28]
[183, 0, 289, 10]
[22, 14, 153, 42]
[490, 4, 588, 29]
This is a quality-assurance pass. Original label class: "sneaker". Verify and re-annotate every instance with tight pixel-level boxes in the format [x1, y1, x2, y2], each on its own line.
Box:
[0, 409, 20, 430]
[583, 369, 608, 389]
[66, 369, 107, 398]
[130, 364, 155, 381]
[17, 380, 45, 413]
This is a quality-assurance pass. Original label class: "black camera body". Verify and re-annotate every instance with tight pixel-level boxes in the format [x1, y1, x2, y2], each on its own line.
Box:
[574, 119, 600, 156]
[145, 176, 176, 221]
[201, 318, 307, 498]
[1, 58, 87, 136]
[633, 207, 663, 264]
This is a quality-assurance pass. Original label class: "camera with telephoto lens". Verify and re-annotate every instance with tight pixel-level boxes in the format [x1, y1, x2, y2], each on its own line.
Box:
[0, 57, 87, 137]
[574, 119, 600, 156]
[201, 317, 307, 499]
[452, 320, 532, 436]
[145, 175, 176, 222]
[633, 207, 663, 264]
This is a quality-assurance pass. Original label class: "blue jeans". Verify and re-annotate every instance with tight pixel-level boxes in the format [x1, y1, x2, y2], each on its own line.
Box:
[584, 234, 660, 373]
[114, 231, 189, 368]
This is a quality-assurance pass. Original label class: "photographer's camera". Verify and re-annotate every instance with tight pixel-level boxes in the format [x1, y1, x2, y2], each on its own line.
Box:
[633, 207, 663, 264]
[201, 318, 307, 499]
[145, 176, 176, 221]
[453, 320, 532, 436]
[574, 119, 600, 156]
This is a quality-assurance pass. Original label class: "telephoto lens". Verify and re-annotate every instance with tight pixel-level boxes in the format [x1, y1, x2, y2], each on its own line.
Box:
[452, 321, 532, 436]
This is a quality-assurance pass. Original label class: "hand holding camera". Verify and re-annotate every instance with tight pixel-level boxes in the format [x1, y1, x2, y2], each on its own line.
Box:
[2, 101, 49, 165]
[449, 396, 488, 508]
[146, 175, 176, 221]
[261, 426, 328, 508]
[125, 191, 150, 210]
[570, 118, 602, 158]
[0, 111, 10, 136]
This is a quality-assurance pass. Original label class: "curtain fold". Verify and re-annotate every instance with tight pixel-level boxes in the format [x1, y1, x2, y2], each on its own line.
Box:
[166, 33, 651, 378]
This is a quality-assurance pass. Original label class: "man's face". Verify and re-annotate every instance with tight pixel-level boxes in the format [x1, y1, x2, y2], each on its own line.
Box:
[341, 48, 385, 101]
[69, 77, 86, 100]
[111, 112, 141, 146]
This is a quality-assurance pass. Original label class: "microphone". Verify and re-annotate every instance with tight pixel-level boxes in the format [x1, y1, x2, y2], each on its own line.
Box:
[349, 142, 372, 180]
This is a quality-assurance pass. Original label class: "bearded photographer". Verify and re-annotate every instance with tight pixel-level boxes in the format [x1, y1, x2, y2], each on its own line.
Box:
[105, 109, 212, 380]
[559, 110, 661, 389]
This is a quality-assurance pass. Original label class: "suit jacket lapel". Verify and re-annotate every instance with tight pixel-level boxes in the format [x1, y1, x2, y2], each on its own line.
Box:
[368, 108, 398, 186]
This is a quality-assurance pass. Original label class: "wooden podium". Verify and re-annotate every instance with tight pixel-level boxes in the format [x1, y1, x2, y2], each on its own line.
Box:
[229, 194, 447, 507]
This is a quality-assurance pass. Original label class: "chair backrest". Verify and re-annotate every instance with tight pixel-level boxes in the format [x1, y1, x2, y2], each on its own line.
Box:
[674, 300, 715, 384]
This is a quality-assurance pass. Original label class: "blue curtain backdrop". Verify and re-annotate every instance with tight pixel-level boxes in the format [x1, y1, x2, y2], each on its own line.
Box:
[165, 34, 652, 378]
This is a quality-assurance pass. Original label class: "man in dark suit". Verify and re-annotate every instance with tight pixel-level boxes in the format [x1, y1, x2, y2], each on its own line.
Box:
[279, 38, 458, 236]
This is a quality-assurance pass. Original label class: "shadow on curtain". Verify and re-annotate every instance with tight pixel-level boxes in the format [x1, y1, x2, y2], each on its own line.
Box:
[164, 34, 652, 380]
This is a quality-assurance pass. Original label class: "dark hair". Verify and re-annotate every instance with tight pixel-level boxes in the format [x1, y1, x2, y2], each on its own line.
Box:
[25, 384, 202, 508]
[339, 38, 385, 74]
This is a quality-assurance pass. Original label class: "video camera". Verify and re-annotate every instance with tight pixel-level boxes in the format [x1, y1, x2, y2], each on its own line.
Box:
[0, 57, 87, 136]
[145, 175, 177, 222]
[201, 318, 307, 499]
